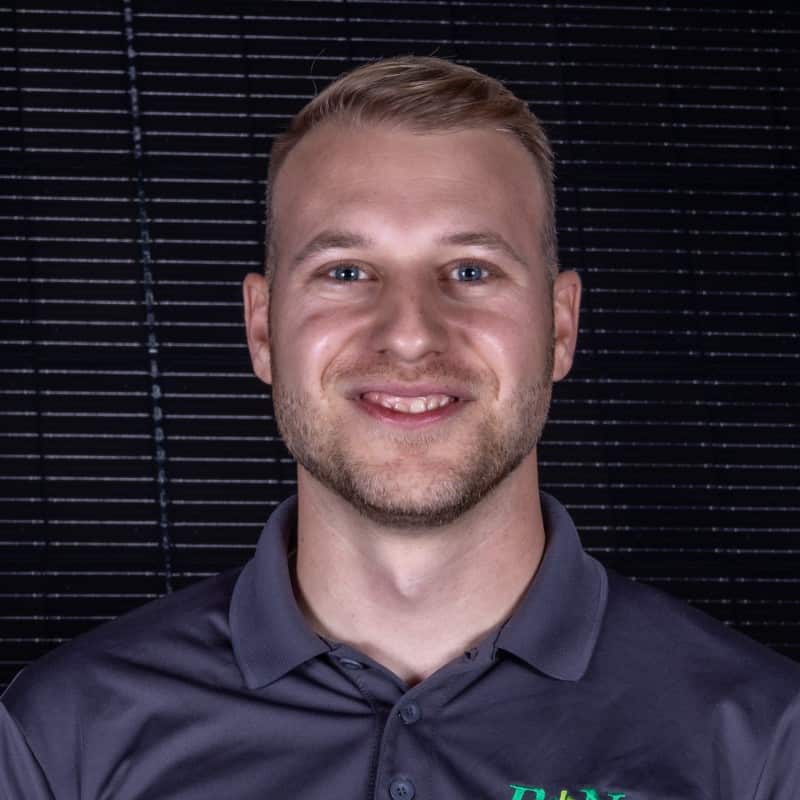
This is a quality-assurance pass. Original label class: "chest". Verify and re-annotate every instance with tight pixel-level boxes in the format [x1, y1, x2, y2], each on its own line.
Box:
[83, 676, 729, 800]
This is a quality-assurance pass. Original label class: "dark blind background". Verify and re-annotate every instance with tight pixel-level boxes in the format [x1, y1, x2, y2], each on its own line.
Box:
[1, 1, 798, 692]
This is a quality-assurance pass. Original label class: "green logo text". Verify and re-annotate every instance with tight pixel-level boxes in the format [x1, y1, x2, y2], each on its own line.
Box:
[508, 786, 626, 800]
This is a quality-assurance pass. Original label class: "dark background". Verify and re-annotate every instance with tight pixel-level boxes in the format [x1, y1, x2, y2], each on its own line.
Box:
[1, 1, 798, 692]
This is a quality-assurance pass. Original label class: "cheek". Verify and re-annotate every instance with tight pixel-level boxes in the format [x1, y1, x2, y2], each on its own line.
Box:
[467, 307, 552, 390]
[273, 301, 367, 389]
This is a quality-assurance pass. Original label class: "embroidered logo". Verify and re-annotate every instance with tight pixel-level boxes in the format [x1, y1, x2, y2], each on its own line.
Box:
[508, 786, 626, 800]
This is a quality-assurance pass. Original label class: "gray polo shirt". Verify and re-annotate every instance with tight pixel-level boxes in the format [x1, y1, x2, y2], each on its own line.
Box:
[2, 493, 799, 799]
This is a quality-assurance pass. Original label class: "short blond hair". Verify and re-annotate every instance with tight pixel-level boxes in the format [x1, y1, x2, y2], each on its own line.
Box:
[265, 55, 557, 278]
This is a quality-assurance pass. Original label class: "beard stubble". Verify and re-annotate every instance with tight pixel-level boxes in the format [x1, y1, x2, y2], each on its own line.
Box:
[268, 339, 555, 529]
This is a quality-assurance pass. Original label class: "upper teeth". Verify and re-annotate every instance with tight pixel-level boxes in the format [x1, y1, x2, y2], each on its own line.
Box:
[362, 392, 456, 414]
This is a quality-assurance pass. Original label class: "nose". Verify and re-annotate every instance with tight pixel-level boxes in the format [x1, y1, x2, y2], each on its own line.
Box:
[370, 283, 449, 362]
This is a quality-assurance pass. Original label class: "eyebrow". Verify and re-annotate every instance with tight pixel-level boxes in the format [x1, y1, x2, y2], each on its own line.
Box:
[289, 228, 528, 269]
[290, 230, 374, 268]
[436, 230, 529, 269]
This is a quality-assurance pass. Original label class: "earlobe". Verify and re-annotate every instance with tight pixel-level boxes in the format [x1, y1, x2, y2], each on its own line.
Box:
[551, 270, 582, 383]
[242, 272, 272, 385]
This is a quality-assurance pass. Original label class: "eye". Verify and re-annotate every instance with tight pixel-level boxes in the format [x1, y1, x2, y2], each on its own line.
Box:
[451, 262, 490, 282]
[328, 264, 366, 282]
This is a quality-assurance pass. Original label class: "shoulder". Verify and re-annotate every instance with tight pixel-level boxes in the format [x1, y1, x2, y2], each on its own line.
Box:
[3, 567, 243, 732]
[1, 569, 244, 798]
[583, 568, 800, 797]
[599, 566, 800, 711]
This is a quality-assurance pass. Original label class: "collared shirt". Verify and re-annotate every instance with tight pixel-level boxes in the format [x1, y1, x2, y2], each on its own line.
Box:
[2, 493, 800, 800]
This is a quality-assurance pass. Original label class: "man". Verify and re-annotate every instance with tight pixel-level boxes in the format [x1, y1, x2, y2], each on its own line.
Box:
[2, 56, 799, 800]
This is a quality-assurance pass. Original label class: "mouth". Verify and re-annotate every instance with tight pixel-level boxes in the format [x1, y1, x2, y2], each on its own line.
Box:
[355, 389, 464, 427]
[361, 391, 457, 415]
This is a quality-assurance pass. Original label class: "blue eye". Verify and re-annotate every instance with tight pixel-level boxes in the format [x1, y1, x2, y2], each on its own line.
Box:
[330, 265, 364, 281]
[454, 263, 487, 282]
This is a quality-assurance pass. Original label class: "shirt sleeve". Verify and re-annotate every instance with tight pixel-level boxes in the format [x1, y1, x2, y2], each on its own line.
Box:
[0, 702, 56, 800]
[753, 688, 800, 799]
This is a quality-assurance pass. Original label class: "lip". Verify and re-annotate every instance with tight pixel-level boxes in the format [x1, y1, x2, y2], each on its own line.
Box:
[349, 382, 472, 401]
[355, 393, 464, 428]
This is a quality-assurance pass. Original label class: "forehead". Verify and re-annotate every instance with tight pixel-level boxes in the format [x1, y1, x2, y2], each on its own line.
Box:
[270, 121, 545, 258]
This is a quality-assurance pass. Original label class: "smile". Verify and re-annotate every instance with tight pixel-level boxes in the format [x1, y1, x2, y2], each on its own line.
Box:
[361, 391, 457, 415]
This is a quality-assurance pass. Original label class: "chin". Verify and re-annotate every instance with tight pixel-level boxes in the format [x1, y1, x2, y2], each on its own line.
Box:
[305, 455, 514, 530]
[347, 495, 480, 530]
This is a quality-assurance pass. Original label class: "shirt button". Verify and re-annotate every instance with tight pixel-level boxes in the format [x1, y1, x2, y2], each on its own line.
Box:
[399, 702, 422, 725]
[388, 777, 416, 800]
[337, 657, 364, 670]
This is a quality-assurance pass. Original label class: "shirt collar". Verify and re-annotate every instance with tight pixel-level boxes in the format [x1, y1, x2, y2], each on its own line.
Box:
[230, 495, 330, 689]
[493, 491, 608, 681]
[230, 491, 608, 689]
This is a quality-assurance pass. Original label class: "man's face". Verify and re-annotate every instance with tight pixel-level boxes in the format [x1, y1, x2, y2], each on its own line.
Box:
[245, 121, 579, 528]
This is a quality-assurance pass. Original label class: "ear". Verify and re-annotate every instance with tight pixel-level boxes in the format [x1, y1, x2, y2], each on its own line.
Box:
[242, 272, 272, 385]
[551, 269, 581, 383]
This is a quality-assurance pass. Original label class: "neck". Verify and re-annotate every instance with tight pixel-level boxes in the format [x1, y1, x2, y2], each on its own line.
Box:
[291, 454, 546, 686]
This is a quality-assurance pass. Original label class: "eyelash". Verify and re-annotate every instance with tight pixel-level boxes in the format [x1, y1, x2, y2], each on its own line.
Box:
[325, 262, 493, 283]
